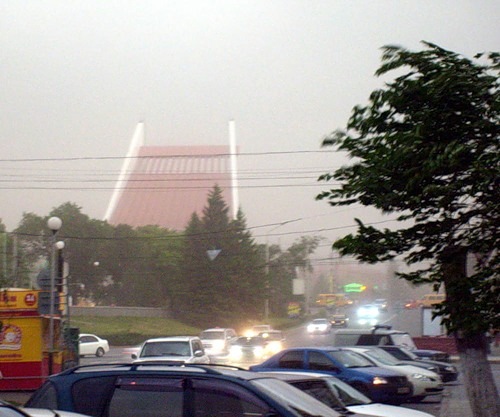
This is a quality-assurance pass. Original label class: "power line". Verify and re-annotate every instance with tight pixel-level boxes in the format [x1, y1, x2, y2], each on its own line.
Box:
[0, 149, 339, 163]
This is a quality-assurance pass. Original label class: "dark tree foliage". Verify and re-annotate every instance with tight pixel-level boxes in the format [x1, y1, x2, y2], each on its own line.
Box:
[317, 42, 499, 417]
[180, 186, 265, 327]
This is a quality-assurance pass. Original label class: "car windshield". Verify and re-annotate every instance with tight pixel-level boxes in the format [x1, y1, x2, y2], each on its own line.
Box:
[362, 348, 400, 366]
[200, 331, 224, 340]
[397, 346, 420, 360]
[312, 319, 328, 324]
[140, 341, 190, 357]
[390, 333, 417, 349]
[251, 377, 341, 417]
[324, 377, 372, 406]
[234, 337, 265, 346]
[327, 350, 374, 368]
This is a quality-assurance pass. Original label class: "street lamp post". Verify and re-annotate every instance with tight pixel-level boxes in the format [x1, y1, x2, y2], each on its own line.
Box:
[47, 216, 62, 375]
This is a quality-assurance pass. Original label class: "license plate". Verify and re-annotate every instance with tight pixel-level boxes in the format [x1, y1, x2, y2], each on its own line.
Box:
[398, 387, 410, 394]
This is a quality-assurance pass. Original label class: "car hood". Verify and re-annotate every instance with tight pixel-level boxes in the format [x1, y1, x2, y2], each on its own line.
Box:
[349, 403, 434, 417]
[380, 364, 439, 378]
[350, 366, 407, 377]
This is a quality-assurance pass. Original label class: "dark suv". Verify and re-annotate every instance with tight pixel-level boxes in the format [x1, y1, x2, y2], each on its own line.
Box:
[332, 325, 450, 362]
[25, 362, 353, 417]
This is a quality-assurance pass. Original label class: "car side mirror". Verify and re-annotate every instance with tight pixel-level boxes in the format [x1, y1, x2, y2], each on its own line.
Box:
[194, 350, 204, 357]
[131, 353, 137, 359]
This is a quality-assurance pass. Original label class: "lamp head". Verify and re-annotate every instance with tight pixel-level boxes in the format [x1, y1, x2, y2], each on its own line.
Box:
[47, 217, 62, 233]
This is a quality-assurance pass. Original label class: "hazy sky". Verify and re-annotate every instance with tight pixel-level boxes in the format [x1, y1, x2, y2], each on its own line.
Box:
[1, 1, 498, 260]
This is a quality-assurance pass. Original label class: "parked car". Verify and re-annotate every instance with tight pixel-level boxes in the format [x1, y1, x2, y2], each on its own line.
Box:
[131, 336, 210, 364]
[228, 336, 268, 363]
[306, 318, 332, 334]
[332, 325, 451, 362]
[330, 314, 349, 327]
[344, 347, 443, 401]
[0, 400, 89, 417]
[78, 334, 109, 357]
[249, 347, 413, 404]
[25, 363, 352, 417]
[260, 371, 435, 417]
[199, 327, 238, 355]
[259, 329, 286, 355]
[377, 345, 459, 382]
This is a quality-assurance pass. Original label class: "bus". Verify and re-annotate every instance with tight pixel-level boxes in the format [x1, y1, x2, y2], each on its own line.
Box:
[316, 293, 352, 310]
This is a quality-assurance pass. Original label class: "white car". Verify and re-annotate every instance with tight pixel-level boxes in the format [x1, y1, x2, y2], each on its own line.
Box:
[78, 333, 109, 357]
[199, 328, 238, 355]
[345, 347, 443, 401]
[356, 304, 380, 325]
[260, 371, 435, 417]
[132, 336, 210, 364]
[23, 409, 92, 417]
[306, 318, 331, 334]
[0, 400, 90, 417]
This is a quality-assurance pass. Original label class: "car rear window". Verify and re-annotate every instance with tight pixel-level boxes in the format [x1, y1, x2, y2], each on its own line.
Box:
[72, 376, 117, 416]
[108, 377, 184, 417]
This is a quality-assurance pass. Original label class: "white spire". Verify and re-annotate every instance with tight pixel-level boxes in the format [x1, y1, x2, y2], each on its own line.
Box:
[229, 120, 239, 220]
[104, 122, 145, 221]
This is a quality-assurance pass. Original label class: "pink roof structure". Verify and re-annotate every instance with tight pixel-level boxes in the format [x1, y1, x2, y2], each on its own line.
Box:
[105, 123, 237, 231]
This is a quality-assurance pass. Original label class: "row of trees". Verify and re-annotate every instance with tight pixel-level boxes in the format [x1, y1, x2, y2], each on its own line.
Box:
[0, 186, 319, 328]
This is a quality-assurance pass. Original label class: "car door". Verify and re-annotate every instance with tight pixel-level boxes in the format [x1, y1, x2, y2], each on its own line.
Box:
[79, 335, 97, 356]
[277, 350, 305, 369]
[307, 351, 342, 374]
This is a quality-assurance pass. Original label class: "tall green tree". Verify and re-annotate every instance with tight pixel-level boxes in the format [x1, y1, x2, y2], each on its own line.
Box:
[180, 186, 265, 327]
[317, 42, 499, 417]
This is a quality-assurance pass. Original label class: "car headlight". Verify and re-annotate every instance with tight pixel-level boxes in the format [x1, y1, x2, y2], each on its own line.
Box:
[373, 376, 388, 385]
[307, 325, 314, 332]
[412, 373, 431, 381]
[229, 346, 242, 358]
[213, 340, 225, 350]
[253, 346, 264, 357]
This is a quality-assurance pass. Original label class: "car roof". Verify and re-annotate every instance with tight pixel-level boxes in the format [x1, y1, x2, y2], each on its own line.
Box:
[201, 328, 233, 332]
[256, 371, 335, 382]
[143, 336, 198, 342]
[52, 362, 285, 382]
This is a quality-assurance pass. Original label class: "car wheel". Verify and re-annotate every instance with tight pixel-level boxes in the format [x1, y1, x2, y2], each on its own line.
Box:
[96, 347, 105, 357]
